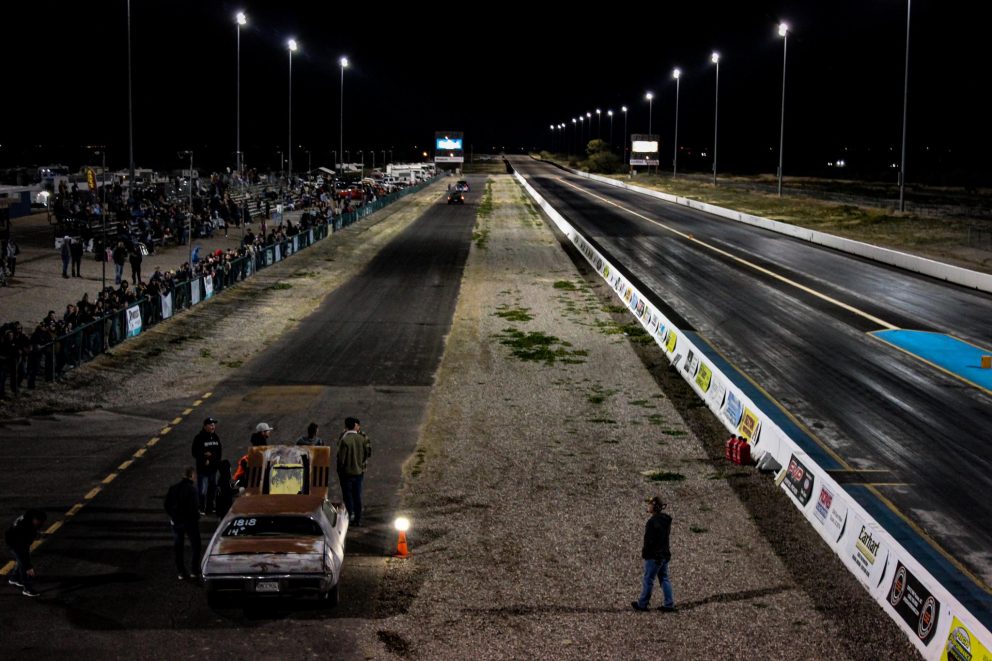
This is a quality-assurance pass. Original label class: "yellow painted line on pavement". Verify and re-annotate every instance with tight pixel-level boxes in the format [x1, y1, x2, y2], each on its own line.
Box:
[66, 504, 85, 517]
[159, 426, 172, 435]
[557, 177, 899, 331]
[45, 521, 63, 535]
[700, 323, 992, 595]
[118, 460, 133, 471]
[203, 392, 213, 398]
[193, 400, 203, 406]
[171, 417, 183, 425]
[147, 437, 160, 448]
[133, 448, 147, 458]
[183, 408, 193, 415]
[84, 487, 102, 500]
[0, 561, 14, 576]
[102, 473, 118, 485]
[30, 540, 42, 551]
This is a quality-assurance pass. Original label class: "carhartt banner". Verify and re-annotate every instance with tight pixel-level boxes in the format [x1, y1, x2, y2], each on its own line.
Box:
[161, 292, 173, 319]
[126, 306, 142, 338]
[86, 168, 97, 192]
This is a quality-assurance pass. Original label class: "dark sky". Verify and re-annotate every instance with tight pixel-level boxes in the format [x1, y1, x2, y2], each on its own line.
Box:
[2, 1, 987, 181]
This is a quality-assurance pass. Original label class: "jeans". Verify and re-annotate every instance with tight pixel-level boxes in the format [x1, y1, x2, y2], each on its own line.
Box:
[171, 522, 201, 575]
[114, 263, 124, 284]
[339, 473, 365, 524]
[637, 558, 674, 609]
[9, 547, 34, 591]
[197, 470, 217, 513]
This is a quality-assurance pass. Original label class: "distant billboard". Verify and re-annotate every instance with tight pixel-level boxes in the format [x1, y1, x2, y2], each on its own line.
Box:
[630, 133, 660, 166]
[435, 131, 465, 164]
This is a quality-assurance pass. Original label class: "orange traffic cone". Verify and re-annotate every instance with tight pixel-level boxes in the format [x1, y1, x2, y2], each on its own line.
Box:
[394, 530, 410, 558]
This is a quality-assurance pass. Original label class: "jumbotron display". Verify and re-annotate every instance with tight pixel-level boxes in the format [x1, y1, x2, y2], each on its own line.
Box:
[435, 131, 465, 163]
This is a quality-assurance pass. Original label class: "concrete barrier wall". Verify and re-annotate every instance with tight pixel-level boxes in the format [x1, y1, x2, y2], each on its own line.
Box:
[546, 161, 992, 294]
[516, 170, 992, 660]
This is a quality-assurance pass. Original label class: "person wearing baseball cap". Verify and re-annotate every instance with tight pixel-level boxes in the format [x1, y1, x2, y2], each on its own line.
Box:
[191, 418, 222, 515]
[632, 496, 677, 613]
[250, 422, 274, 447]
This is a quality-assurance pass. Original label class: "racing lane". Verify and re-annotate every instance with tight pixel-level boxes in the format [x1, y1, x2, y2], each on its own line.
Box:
[0, 178, 479, 657]
[512, 157, 992, 617]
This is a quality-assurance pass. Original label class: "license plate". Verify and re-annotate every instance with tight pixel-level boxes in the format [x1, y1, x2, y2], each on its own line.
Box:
[256, 581, 280, 593]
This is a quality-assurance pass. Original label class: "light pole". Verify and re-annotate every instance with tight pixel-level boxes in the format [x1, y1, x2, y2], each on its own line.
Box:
[608, 110, 614, 148]
[777, 22, 789, 197]
[127, 0, 135, 187]
[579, 115, 585, 150]
[586, 112, 592, 147]
[550, 124, 555, 152]
[236, 11, 246, 175]
[672, 68, 681, 177]
[358, 150, 364, 178]
[339, 56, 349, 176]
[277, 150, 283, 174]
[596, 109, 601, 138]
[622, 106, 628, 165]
[92, 147, 108, 290]
[299, 146, 310, 176]
[381, 150, 386, 169]
[898, 0, 911, 212]
[287, 39, 298, 182]
[711, 52, 720, 184]
[371, 150, 375, 173]
[645, 92, 654, 135]
[180, 151, 193, 266]
[571, 118, 577, 160]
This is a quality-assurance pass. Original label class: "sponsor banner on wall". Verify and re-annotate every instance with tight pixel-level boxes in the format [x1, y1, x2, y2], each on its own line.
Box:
[783, 453, 815, 506]
[265, 248, 274, 266]
[888, 561, 941, 645]
[624, 287, 633, 303]
[738, 408, 760, 440]
[161, 292, 173, 320]
[191, 279, 201, 305]
[308, 229, 314, 244]
[812, 483, 848, 544]
[204, 275, 214, 299]
[126, 306, 142, 338]
[724, 391, 743, 427]
[683, 349, 700, 377]
[665, 330, 678, 353]
[695, 363, 713, 392]
[845, 515, 890, 588]
[942, 617, 992, 661]
[706, 374, 727, 410]
[635, 299, 646, 317]
[293, 236, 299, 253]
[275, 244, 282, 262]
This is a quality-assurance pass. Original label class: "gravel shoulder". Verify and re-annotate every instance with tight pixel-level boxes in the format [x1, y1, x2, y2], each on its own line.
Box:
[359, 175, 917, 659]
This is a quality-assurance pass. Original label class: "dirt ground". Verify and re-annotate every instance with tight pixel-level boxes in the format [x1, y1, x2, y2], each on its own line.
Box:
[356, 176, 917, 659]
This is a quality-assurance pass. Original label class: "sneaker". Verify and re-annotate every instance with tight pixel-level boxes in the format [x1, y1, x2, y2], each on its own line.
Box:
[22, 588, 40, 597]
[631, 601, 648, 612]
[8, 578, 24, 588]
[178, 573, 190, 581]
[659, 605, 678, 613]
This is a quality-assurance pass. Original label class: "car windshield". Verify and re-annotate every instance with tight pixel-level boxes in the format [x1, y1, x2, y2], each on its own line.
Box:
[222, 516, 321, 537]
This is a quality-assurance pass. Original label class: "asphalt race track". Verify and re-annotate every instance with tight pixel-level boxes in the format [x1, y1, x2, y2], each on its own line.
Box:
[512, 157, 992, 621]
[0, 179, 478, 657]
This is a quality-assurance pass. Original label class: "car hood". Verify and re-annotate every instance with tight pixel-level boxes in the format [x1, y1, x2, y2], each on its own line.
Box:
[204, 537, 326, 576]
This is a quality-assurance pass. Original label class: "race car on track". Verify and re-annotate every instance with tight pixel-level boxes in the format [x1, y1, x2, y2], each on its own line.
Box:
[201, 445, 348, 606]
[447, 190, 465, 204]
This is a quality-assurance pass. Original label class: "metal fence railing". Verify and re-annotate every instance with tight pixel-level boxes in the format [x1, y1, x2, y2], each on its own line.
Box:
[26, 177, 436, 384]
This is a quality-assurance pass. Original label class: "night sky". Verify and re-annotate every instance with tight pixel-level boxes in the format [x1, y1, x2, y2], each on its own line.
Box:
[2, 1, 987, 183]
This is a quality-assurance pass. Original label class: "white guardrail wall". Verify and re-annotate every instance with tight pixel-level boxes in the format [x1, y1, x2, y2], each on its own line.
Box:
[561, 166, 992, 294]
[515, 170, 992, 660]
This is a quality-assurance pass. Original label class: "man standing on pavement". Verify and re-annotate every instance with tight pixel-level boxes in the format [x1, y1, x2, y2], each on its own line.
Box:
[336, 417, 371, 526]
[164, 467, 201, 580]
[70, 236, 84, 278]
[4, 509, 47, 597]
[249, 422, 274, 447]
[191, 417, 222, 515]
[632, 496, 677, 613]
[60, 236, 71, 279]
[112, 241, 128, 285]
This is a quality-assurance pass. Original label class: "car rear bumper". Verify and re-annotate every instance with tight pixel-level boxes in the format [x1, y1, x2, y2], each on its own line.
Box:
[204, 573, 334, 595]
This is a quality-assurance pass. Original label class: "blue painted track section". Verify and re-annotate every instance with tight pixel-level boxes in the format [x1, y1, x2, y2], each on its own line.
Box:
[873, 330, 992, 391]
[685, 329, 992, 628]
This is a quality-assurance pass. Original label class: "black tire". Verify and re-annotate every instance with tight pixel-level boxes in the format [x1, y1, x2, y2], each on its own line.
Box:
[322, 581, 340, 608]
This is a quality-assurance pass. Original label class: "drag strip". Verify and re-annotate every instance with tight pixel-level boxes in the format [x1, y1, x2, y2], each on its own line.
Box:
[0, 179, 479, 656]
[512, 158, 992, 607]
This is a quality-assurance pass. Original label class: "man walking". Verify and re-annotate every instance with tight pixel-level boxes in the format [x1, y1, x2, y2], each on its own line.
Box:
[632, 496, 676, 613]
[164, 467, 201, 579]
[191, 417, 222, 515]
[336, 417, 371, 526]
[5, 509, 47, 597]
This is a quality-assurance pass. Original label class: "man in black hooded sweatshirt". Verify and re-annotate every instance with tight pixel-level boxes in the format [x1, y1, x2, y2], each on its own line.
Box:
[4, 508, 47, 597]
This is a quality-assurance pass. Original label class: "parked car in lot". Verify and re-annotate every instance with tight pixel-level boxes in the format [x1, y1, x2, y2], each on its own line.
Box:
[447, 190, 465, 205]
[201, 446, 348, 607]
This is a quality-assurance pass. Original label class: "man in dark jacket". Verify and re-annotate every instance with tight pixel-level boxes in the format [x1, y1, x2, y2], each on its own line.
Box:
[191, 417, 222, 515]
[336, 417, 371, 526]
[165, 467, 201, 579]
[5, 509, 47, 597]
[70, 236, 84, 277]
[249, 421, 273, 447]
[632, 496, 676, 612]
